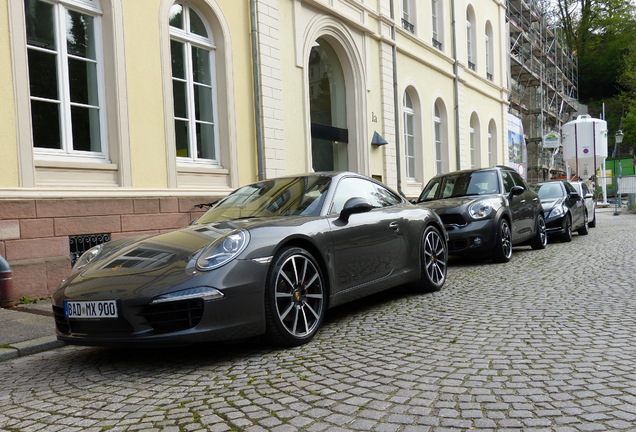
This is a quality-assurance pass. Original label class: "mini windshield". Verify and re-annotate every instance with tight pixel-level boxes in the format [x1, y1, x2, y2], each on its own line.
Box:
[419, 170, 499, 201]
[195, 176, 332, 223]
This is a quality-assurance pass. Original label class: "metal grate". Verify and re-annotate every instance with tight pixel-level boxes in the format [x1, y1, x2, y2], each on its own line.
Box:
[69, 234, 111, 265]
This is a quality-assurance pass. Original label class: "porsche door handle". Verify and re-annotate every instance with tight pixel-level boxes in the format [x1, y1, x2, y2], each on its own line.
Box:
[389, 221, 400, 232]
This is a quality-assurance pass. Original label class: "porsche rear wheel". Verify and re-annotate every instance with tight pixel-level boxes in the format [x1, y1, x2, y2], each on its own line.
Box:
[415, 225, 447, 292]
[265, 247, 326, 347]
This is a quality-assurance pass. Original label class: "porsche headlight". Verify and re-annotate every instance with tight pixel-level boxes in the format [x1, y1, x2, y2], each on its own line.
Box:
[196, 230, 249, 271]
[72, 244, 104, 271]
[549, 206, 564, 218]
[468, 201, 494, 220]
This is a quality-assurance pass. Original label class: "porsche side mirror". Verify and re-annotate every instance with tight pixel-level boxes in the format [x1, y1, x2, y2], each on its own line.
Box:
[339, 197, 374, 222]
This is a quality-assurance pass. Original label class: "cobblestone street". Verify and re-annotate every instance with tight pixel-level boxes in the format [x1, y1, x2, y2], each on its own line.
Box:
[1, 209, 635, 432]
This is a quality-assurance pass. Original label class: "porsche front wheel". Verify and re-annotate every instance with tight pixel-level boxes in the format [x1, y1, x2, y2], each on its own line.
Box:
[265, 247, 326, 347]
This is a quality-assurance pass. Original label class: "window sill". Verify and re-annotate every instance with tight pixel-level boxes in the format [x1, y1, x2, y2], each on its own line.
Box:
[35, 159, 118, 171]
[176, 164, 229, 175]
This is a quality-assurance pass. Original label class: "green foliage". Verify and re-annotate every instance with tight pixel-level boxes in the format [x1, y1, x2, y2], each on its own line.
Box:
[551, 0, 636, 150]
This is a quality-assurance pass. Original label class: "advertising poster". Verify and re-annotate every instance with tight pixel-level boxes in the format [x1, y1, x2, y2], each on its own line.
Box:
[507, 114, 527, 177]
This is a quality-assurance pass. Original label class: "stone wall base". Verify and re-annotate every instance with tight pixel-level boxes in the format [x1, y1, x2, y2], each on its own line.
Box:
[0, 196, 216, 302]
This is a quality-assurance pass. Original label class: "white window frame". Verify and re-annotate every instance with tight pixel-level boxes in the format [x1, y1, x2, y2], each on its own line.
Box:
[485, 22, 494, 80]
[403, 91, 417, 181]
[431, 0, 438, 39]
[469, 114, 480, 169]
[27, 0, 108, 162]
[470, 126, 476, 169]
[431, 0, 442, 49]
[169, 3, 221, 167]
[401, 0, 416, 33]
[434, 104, 443, 175]
[466, 8, 476, 70]
[488, 120, 497, 166]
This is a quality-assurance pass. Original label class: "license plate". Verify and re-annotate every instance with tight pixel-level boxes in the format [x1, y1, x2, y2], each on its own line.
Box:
[64, 300, 118, 319]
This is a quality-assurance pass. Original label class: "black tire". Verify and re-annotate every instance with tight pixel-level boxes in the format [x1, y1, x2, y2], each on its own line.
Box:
[578, 212, 589, 236]
[560, 214, 573, 242]
[589, 209, 596, 228]
[415, 225, 447, 292]
[264, 247, 326, 347]
[491, 218, 513, 263]
[530, 214, 547, 250]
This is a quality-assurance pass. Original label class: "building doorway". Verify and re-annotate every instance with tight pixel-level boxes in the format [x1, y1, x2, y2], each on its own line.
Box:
[308, 38, 348, 172]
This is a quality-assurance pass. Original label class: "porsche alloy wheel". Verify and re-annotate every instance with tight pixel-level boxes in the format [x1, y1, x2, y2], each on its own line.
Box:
[265, 247, 326, 346]
[418, 225, 447, 292]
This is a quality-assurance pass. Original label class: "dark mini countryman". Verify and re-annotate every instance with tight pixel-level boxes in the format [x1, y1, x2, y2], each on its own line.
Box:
[417, 166, 547, 262]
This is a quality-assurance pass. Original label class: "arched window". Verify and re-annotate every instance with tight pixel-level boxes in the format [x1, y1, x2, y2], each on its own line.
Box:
[169, 2, 219, 164]
[25, 0, 107, 158]
[485, 21, 494, 80]
[470, 113, 480, 169]
[466, 6, 476, 71]
[403, 90, 417, 180]
[433, 102, 443, 174]
[431, 0, 443, 50]
[488, 119, 497, 166]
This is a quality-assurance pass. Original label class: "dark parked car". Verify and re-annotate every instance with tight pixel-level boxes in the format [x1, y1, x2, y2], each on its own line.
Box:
[52, 172, 447, 348]
[416, 166, 547, 263]
[530, 180, 588, 242]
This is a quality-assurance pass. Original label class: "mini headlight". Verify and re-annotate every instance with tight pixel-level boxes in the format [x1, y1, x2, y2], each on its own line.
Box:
[72, 244, 104, 271]
[196, 230, 249, 271]
[468, 201, 494, 220]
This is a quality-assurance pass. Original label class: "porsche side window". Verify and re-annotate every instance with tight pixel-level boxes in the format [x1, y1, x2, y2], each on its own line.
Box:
[372, 184, 402, 208]
[330, 177, 377, 214]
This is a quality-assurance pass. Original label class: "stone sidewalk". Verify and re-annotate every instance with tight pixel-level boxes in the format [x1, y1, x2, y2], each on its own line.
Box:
[0, 300, 64, 362]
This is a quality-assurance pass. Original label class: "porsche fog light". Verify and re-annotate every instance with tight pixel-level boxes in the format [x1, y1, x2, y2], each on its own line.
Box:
[196, 230, 249, 271]
[150, 286, 224, 304]
[72, 244, 104, 271]
[468, 202, 494, 220]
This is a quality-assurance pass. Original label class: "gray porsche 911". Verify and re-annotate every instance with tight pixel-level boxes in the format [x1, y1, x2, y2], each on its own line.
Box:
[52, 172, 447, 347]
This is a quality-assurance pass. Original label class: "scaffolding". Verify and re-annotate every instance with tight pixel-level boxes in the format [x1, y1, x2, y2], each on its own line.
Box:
[507, 0, 579, 182]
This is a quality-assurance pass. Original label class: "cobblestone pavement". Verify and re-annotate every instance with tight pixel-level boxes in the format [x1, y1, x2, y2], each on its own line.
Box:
[1, 209, 635, 432]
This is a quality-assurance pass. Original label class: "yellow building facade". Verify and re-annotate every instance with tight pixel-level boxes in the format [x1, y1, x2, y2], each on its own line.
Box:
[0, 0, 508, 300]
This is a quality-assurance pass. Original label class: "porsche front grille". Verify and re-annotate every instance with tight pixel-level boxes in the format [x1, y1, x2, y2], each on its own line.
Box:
[141, 299, 204, 333]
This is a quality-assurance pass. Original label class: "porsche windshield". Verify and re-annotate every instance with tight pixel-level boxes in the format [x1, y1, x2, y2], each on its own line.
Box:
[196, 176, 332, 223]
[419, 170, 500, 201]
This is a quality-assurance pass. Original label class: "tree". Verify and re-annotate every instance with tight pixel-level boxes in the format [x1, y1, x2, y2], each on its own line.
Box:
[549, 0, 636, 152]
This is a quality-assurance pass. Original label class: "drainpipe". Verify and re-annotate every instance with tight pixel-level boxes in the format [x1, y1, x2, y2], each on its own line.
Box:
[0, 255, 15, 308]
[250, 0, 266, 181]
[451, 0, 461, 170]
[390, 0, 403, 195]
